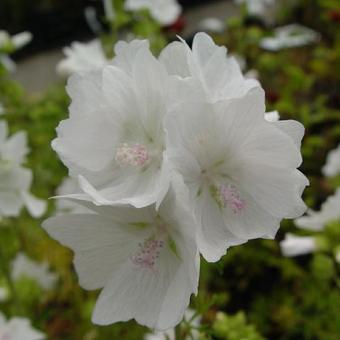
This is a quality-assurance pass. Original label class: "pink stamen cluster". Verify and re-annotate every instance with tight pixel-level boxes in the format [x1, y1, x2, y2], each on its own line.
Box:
[218, 184, 245, 213]
[131, 237, 164, 270]
[115, 143, 149, 167]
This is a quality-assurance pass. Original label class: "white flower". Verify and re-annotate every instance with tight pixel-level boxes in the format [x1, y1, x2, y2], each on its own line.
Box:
[295, 188, 340, 231]
[102, 0, 115, 21]
[165, 88, 308, 262]
[56, 39, 108, 77]
[43, 185, 199, 330]
[235, 0, 276, 18]
[53, 39, 178, 208]
[11, 31, 32, 50]
[159, 32, 260, 103]
[125, 0, 181, 26]
[145, 309, 201, 340]
[264, 110, 280, 122]
[0, 312, 45, 340]
[260, 24, 320, 51]
[0, 121, 46, 219]
[322, 144, 340, 177]
[198, 17, 226, 34]
[55, 177, 91, 214]
[11, 252, 57, 290]
[280, 233, 316, 257]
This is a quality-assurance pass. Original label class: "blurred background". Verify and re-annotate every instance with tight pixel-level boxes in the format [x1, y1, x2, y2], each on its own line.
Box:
[0, 0, 340, 339]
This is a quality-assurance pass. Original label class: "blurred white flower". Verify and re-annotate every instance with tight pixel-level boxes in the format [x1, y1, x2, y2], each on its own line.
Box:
[0, 312, 45, 340]
[235, 0, 276, 18]
[260, 24, 320, 51]
[11, 31, 33, 50]
[280, 233, 316, 257]
[322, 143, 340, 177]
[145, 309, 201, 340]
[264, 110, 280, 122]
[165, 88, 308, 262]
[43, 186, 199, 330]
[198, 17, 226, 34]
[56, 39, 108, 77]
[102, 0, 115, 21]
[295, 188, 340, 231]
[125, 0, 181, 26]
[0, 121, 46, 219]
[11, 252, 57, 290]
[55, 177, 92, 214]
[159, 33, 260, 103]
[0, 30, 32, 73]
[53, 39, 180, 208]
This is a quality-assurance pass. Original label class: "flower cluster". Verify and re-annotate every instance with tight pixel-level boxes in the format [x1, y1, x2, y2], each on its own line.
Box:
[0, 120, 46, 219]
[0, 312, 45, 340]
[44, 33, 308, 330]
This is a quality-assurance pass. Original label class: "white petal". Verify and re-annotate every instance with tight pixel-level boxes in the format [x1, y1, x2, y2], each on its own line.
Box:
[21, 191, 47, 218]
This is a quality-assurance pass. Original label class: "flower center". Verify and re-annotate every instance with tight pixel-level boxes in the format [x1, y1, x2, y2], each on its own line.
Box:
[131, 237, 165, 271]
[130, 222, 170, 272]
[216, 184, 245, 213]
[115, 143, 149, 167]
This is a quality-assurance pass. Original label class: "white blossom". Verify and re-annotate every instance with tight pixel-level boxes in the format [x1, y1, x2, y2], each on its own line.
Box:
[0, 312, 45, 340]
[0, 121, 46, 219]
[295, 188, 340, 231]
[11, 252, 57, 290]
[264, 110, 280, 122]
[322, 144, 340, 177]
[197, 17, 226, 34]
[159, 33, 260, 103]
[280, 233, 316, 257]
[43, 185, 199, 330]
[165, 87, 308, 262]
[0, 30, 32, 73]
[53, 39, 180, 208]
[260, 24, 320, 51]
[235, 0, 276, 20]
[125, 0, 181, 26]
[11, 31, 32, 50]
[56, 39, 108, 77]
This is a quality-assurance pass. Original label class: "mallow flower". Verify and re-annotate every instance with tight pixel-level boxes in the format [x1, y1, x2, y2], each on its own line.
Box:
[0, 121, 46, 219]
[235, 0, 276, 19]
[322, 143, 340, 177]
[165, 87, 308, 261]
[43, 185, 199, 330]
[56, 39, 108, 77]
[159, 32, 259, 103]
[295, 188, 340, 231]
[125, 0, 182, 26]
[280, 233, 316, 257]
[11, 252, 57, 290]
[260, 24, 320, 51]
[0, 312, 45, 340]
[53, 39, 183, 208]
